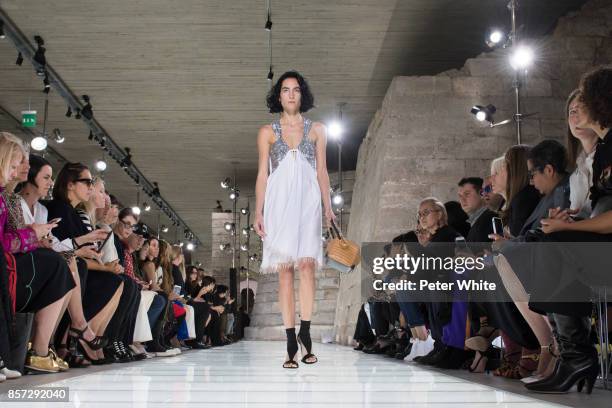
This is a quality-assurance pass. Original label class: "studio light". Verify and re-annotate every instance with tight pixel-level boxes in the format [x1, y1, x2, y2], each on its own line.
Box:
[267, 67, 274, 82]
[220, 177, 231, 189]
[31, 136, 47, 151]
[328, 121, 343, 140]
[240, 244, 249, 252]
[240, 207, 249, 215]
[485, 29, 506, 48]
[52, 128, 64, 143]
[161, 224, 169, 233]
[88, 130, 94, 141]
[224, 222, 234, 231]
[144, 202, 151, 212]
[132, 206, 141, 216]
[0, 21, 5, 39]
[249, 254, 258, 261]
[510, 45, 534, 71]
[81, 95, 93, 119]
[65, 106, 72, 118]
[219, 243, 230, 252]
[332, 193, 344, 207]
[229, 189, 239, 200]
[242, 227, 249, 236]
[215, 200, 223, 211]
[33, 36, 46, 75]
[75, 108, 81, 119]
[95, 159, 107, 172]
[186, 242, 195, 251]
[179, 241, 184, 248]
[470, 104, 497, 123]
[15, 52, 23, 66]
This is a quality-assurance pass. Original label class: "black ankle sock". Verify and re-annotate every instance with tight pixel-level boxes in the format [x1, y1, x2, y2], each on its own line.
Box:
[298, 320, 312, 352]
[286, 328, 298, 360]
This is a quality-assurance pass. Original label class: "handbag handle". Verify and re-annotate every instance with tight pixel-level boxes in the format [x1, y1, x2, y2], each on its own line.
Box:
[329, 219, 343, 240]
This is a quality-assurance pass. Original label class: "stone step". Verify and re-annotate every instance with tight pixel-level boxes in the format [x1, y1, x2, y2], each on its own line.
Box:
[251, 299, 338, 316]
[254, 288, 339, 304]
[256, 271, 340, 293]
[250, 311, 336, 327]
[244, 324, 336, 342]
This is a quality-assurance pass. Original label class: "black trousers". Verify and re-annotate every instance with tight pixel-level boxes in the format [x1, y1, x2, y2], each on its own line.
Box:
[105, 275, 140, 344]
[188, 301, 211, 341]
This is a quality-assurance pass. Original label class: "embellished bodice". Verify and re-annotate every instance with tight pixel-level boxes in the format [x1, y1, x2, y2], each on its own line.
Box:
[269, 118, 316, 174]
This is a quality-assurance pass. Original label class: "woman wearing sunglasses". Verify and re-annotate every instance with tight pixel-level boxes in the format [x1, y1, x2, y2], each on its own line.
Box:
[45, 163, 125, 365]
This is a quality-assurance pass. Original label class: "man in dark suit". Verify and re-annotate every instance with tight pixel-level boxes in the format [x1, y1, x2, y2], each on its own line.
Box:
[457, 177, 497, 243]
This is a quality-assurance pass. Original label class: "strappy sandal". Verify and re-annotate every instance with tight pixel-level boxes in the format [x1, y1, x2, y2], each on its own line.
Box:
[283, 352, 299, 369]
[493, 351, 522, 379]
[297, 333, 318, 364]
[62, 338, 91, 368]
[465, 326, 500, 352]
[69, 325, 108, 351]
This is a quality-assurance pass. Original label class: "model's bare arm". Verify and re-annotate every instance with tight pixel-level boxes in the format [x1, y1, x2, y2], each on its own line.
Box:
[313, 122, 335, 226]
[254, 125, 273, 238]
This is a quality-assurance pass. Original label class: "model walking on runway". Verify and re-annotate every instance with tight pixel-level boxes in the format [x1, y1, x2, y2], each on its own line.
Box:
[254, 71, 335, 369]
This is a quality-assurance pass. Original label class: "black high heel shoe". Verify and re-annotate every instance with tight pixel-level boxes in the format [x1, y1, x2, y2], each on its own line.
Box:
[297, 334, 318, 364]
[69, 325, 108, 351]
[283, 328, 299, 369]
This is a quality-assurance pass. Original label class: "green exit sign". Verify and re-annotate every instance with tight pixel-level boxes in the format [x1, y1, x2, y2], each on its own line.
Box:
[21, 110, 37, 128]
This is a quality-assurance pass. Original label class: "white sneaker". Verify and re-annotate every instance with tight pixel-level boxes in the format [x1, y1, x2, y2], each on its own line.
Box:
[171, 347, 181, 355]
[154, 349, 176, 357]
[0, 372, 6, 382]
[404, 334, 435, 362]
[0, 367, 22, 379]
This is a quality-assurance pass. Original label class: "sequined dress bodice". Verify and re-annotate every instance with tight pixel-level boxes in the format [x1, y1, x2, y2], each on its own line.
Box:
[269, 118, 316, 174]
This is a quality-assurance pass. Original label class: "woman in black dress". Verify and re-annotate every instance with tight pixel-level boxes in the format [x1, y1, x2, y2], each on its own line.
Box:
[45, 163, 124, 364]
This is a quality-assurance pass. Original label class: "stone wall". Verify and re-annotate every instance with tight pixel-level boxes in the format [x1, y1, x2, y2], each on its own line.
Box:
[334, 0, 612, 344]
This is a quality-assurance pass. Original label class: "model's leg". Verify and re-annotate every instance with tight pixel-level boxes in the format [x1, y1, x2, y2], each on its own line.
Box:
[298, 259, 317, 363]
[279, 264, 298, 367]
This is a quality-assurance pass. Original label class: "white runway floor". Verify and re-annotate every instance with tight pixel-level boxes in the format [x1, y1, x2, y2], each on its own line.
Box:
[1, 340, 608, 408]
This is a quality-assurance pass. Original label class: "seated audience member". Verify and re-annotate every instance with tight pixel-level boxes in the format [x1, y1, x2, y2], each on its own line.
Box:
[0, 133, 75, 374]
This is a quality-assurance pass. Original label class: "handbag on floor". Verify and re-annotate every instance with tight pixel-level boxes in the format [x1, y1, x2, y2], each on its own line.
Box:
[325, 219, 360, 273]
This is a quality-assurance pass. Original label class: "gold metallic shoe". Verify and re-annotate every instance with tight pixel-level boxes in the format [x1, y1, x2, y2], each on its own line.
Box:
[48, 348, 69, 372]
[25, 350, 60, 373]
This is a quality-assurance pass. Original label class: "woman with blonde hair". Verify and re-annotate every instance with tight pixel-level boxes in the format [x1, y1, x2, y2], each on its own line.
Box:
[0, 132, 74, 375]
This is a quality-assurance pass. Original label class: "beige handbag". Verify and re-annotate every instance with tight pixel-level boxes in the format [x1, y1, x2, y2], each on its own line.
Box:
[326, 219, 360, 273]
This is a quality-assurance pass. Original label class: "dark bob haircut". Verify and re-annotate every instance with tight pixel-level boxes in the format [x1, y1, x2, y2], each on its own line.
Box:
[266, 70, 315, 113]
[579, 66, 612, 130]
[53, 162, 90, 204]
[27, 154, 52, 188]
[528, 139, 568, 175]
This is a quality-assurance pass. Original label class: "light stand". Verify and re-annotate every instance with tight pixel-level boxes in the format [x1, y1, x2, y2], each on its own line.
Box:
[509, 0, 522, 144]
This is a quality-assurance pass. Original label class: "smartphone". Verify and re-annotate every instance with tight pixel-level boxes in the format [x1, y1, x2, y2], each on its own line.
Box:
[96, 231, 113, 253]
[48, 217, 62, 224]
[173, 285, 182, 295]
[492, 217, 504, 236]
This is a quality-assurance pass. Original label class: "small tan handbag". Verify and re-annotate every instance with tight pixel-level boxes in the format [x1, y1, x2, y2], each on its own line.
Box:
[326, 219, 360, 272]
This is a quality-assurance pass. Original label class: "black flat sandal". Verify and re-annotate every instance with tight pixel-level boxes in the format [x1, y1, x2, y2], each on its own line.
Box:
[297, 334, 318, 364]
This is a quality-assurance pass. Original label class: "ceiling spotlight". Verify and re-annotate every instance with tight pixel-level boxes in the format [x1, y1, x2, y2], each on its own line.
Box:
[15, 52, 23, 66]
[74, 108, 81, 119]
[0, 21, 5, 39]
[249, 254, 258, 261]
[240, 207, 249, 215]
[328, 121, 343, 140]
[88, 130, 94, 141]
[120, 147, 132, 169]
[240, 243, 249, 252]
[144, 202, 151, 212]
[332, 193, 344, 207]
[132, 205, 141, 216]
[224, 222, 234, 231]
[242, 227, 249, 236]
[65, 106, 72, 118]
[219, 243, 231, 252]
[215, 200, 223, 211]
[186, 242, 195, 251]
[95, 159, 107, 172]
[265, 13, 272, 31]
[179, 241, 184, 248]
[267, 67, 274, 82]
[229, 189, 239, 200]
[31, 136, 47, 151]
[43, 74, 50, 93]
[152, 182, 160, 196]
[33, 36, 46, 75]
[161, 225, 169, 233]
[510, 45, 534, 71]
[52, 128, 64, 143]
[81, 95, 93, 119]
[221, 177, 231, 189]
[470, 104, 497, 123]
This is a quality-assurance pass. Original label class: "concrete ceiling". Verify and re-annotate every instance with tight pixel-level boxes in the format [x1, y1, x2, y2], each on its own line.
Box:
[0, 0, 586, 264]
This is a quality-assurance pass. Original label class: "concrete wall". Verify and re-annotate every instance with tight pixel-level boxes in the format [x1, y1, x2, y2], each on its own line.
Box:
[334, 0, 612, 344]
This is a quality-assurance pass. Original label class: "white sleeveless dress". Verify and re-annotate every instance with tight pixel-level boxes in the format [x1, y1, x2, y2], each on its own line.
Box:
[260, 118, 323, 273]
